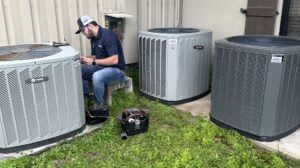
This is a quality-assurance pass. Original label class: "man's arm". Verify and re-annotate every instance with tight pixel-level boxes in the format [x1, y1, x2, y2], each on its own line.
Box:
[80, 55, 118, 66]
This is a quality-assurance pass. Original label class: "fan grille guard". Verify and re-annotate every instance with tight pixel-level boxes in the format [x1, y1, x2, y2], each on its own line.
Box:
[0, 44, 62, 61]
[148, 28, 200, 34]
[227, 36, 300, 47]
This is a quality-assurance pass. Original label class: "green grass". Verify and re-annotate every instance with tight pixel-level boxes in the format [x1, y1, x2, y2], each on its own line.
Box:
[1, 67, 300, 168]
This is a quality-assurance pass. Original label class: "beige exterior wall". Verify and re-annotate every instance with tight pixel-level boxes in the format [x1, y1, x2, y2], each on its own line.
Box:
[0, 0, 285, 64]
[123, 0, 138, 64]
[182, 0, 284, 53]
[182, 0, 247, 42]
[137, 0, 182, 31]
[0, 0, 180, 64]
[0, 0, 138, 64]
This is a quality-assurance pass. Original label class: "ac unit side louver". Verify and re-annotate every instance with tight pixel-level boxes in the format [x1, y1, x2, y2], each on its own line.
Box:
[138, 28, 212, 104]
[0, 44, 85, 153]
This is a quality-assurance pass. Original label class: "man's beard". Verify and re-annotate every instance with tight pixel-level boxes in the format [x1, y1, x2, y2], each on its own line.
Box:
[86, 28, 94, 39]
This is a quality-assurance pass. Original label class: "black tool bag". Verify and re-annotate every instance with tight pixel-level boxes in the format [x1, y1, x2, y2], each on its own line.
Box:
[117, 108, 149, 139]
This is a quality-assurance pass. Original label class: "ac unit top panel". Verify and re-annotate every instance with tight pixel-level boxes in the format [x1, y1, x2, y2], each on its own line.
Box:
[227, 36, 300, 47]
[148, 28, 200, 34]
[0, 44, 62, 61]
[0, 44, 79, 69]
[139, 28, 212, 39]
[218, 35, 300, 53]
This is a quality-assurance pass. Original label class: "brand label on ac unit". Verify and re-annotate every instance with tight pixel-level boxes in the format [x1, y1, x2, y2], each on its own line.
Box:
[169, 39, 177, 44]
[271, 54, 284, 63]
[25, 77, 49, 84]
[75, 59, 80, 65]
[169, 39, 177, 49]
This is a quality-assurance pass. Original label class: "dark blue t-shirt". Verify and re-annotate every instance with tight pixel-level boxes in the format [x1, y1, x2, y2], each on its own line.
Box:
[91, 26, 126, 70]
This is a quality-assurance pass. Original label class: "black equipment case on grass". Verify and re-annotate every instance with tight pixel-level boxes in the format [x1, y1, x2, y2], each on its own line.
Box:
[117, 108, 149, 139]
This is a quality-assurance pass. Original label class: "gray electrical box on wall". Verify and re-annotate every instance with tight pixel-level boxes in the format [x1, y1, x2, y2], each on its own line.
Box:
[105, 16, 124, 33]
[104, 13, 134, 42]
[211, 35, 300, 141]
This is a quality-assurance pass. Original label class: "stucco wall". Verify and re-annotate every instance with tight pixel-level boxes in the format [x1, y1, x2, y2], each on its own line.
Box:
[182, 0, 284, 53]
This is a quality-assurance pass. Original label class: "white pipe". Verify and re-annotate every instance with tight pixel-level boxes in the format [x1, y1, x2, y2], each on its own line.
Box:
[2, 0, 15, 44]
[29, 0, 41, 42]
[147, 0, 151, 29]
[162, 0, 166, 27]
[76, 0, 86, 55]
[54, 0, 64, 42]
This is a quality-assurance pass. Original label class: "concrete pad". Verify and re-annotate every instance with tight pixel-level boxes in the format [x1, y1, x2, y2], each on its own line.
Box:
[174, 94, 211, 119]
[252, 130, 300, 160]
[0, 123, 104, 161]
[174, 94, 300, 160]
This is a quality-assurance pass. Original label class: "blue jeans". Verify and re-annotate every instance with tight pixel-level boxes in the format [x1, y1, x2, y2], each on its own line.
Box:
[81, 65, 125, 104]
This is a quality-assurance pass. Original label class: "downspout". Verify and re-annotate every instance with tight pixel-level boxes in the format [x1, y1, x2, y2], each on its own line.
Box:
[175, 0, 183, 28]
[29, 0, 41, 42]
[54, 0, 64, 42]
[279, 0, 291, 36]
[2, 0, 15, 44]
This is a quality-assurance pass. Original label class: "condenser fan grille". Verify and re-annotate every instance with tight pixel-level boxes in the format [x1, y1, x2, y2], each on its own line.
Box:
[148, 28, 200, 34]
[0, 44, 61, 61]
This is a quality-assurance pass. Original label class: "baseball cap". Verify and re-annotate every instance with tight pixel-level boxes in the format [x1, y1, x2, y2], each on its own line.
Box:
[75, 15, 95, 34]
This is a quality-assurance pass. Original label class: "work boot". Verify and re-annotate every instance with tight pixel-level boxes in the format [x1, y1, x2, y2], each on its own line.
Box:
[88, 100, 107, 111]
[85, 101, 109, 125]
[87, 101, 109, 118]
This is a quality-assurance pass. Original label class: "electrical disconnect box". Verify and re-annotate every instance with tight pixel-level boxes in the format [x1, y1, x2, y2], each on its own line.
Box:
[105, 16, 124, 33]
[104, 13, 134, 41]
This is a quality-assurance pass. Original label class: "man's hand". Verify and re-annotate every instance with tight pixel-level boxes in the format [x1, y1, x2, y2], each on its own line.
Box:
[79, 55, 118, 66]
[80, 55, 96, 65]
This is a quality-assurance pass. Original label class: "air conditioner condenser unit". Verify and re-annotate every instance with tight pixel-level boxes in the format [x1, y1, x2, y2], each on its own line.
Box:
[211, 35, 300, 141]
[0, 44, 85, 153]
[138, 28, 212, 104]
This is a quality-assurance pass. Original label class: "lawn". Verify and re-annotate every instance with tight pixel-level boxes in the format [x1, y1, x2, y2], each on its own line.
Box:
[1, 67, 300, 168]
